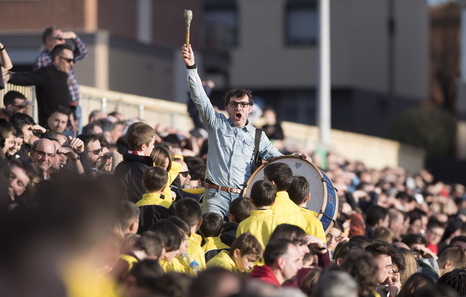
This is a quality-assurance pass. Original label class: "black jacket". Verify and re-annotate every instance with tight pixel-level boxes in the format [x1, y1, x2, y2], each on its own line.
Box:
[9, 65, 71, 127]
[113, 153, 153, 203]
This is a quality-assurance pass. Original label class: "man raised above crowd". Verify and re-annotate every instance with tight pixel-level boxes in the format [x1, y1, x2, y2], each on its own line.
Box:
[34, 26, 88, 133]
[6, 44, 74, 127]
[181, 44, 283, 217]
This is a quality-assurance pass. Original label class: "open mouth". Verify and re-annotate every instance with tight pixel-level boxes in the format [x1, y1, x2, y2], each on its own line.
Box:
[235, 113, 242, 121]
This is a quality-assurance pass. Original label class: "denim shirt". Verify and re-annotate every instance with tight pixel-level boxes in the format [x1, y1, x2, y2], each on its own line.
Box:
[187, 69, 282, 189]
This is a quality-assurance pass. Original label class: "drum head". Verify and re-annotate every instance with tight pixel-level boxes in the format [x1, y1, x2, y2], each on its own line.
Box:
[243, 155, 338, 232]
[243, 156, 324, 213]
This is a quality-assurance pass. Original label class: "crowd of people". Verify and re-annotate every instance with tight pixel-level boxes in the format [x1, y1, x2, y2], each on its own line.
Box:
[0, 29, 465, 297]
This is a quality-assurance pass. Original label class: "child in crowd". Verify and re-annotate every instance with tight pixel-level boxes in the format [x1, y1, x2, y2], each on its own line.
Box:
[221, 197, 254, 246]
[236, 180, 281, 249]
[150, 145, 182, 203]
[288, 175, 326, 242]
[118, 201, 140, 235]
[207, 232, 263, 273]
[175, 198, 207, 273]
[149, 219, 185, 273]
[264, 162, 308, 231]
[200, 212, 230, 262]
[137, 166, 174, 233]
[110, 231, 162, 283]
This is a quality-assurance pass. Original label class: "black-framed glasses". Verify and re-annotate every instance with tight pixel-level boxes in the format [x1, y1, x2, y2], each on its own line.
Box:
[180, 171, 190, 177]
[228, 101, 252, 108]
[33, 149, 55, 158]
[60, 56, 74, 63]
[87, 148, 102, 155]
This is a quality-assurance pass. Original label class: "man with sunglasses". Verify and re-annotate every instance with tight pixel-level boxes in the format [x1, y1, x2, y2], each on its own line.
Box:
[5, 44, 74, 128]
[181, 44, 283, 217]
[34, 26, 88, 134]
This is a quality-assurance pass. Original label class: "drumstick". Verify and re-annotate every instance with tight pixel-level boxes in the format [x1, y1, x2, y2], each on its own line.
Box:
[184, 9, 193, 45]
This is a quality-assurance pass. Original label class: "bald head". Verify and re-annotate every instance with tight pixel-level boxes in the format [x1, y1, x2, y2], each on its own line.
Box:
[30, 138, 56, 172]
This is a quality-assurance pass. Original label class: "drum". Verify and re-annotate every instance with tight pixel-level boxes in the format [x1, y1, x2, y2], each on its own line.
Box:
[243, 156, 338, 233]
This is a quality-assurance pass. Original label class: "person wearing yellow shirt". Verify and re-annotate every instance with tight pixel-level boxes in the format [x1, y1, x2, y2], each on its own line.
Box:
[287, 176, 326, 243]
[148, 219, 185, 273]
[264, 162, 308, 231]
[207, 232, 263, 273]
[109, 231, 162, 283]
[199, 212, 230, 262]
[137, 166, 175, 233]
[174, 198, 207, 274]
[236, 180, 282, 249]
[150, 145, 182, 203]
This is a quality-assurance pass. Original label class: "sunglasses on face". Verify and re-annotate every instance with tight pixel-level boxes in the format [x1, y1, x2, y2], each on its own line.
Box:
[180, 171, 190, 177]
[88, 148, 102, 155]
[60, 56, 74, 63]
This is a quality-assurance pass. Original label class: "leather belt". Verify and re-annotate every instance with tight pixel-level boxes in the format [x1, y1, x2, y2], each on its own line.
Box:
[205, 182, 242, 194]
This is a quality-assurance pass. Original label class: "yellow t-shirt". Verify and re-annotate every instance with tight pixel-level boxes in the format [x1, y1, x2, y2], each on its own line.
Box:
[162, 161, 182, 204]
[159, 258, 185, 273]
[62, 258, 119, 297]
[119, 254, 139, 271]
[270, 191, 308, 231]
[136, 192, 171, 209]
[206, 250, 237, 272]
[236, 209, 282, 249]
[300, 207, 326, 243]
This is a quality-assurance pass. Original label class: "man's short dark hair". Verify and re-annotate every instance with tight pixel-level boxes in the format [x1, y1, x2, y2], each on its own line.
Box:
[135, 231, 163, 257]
[142, 166, 168, 192]
[348, 235, 374, 248]
[49, 105, 70, 117]
[200, 212, 224, 238]
[3, 91, 26, 107]
[10, 113, 35, 128]
[77, 134, 100, 150]
[365, 205, 389, 227]
[118, 201, 140, 231]
[263, 238, 295, 266]
[228, 197, 253, 223]
[334, 241, 364, 261]
[149, 219, 184, 252]
[438, 247, 466, 270]
[263, 162, 293, 191]
[288, 175, 309, 205]
[250, 180, 276, 208]
[427, 217, 445, 231]
[175, 198, 202, 227]
[41, 25, 60, 44]
[365, 241, 397, 258]
[270, 223, 307, 244]
[401, 234, 427, 247]
[51, 44, 73, 60]
[223, 89, 253, 107]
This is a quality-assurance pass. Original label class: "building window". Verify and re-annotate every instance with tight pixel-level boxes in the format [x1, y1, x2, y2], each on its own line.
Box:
[204, 0, 237, 51]
[285, 0, 318, 45]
